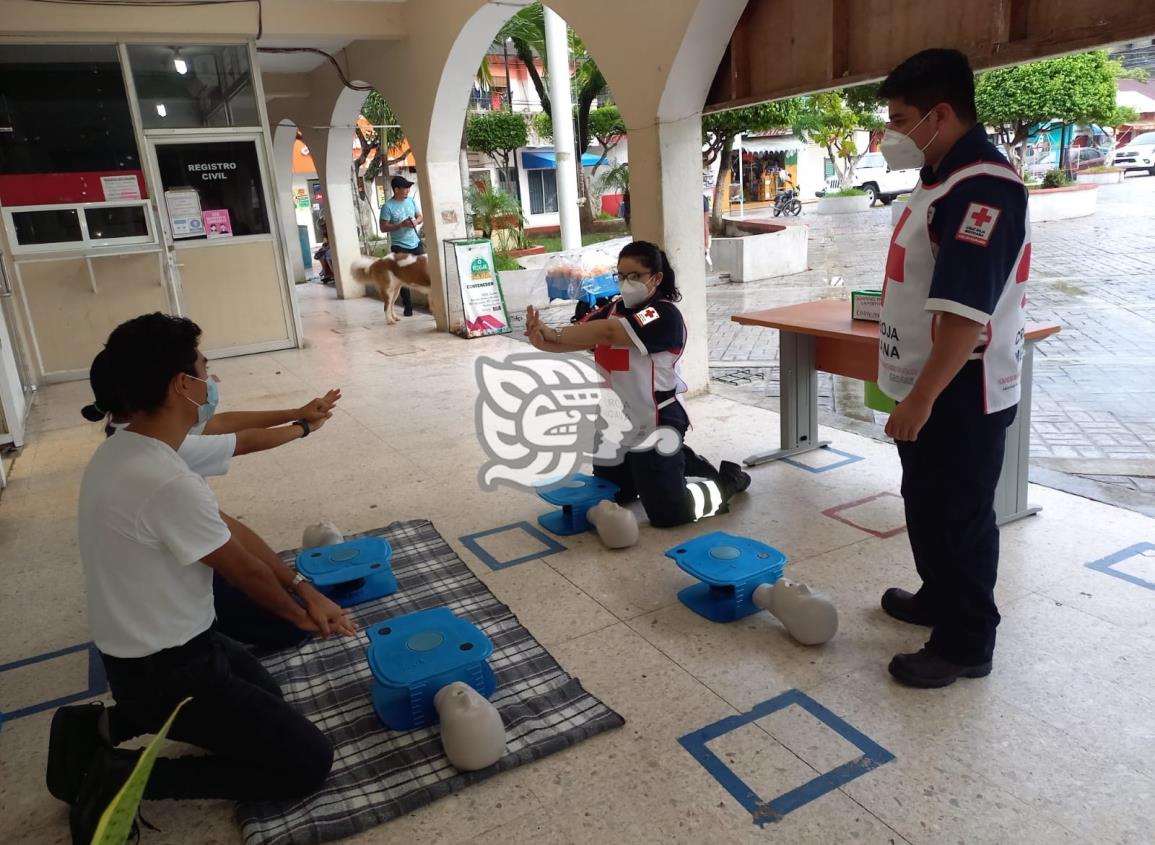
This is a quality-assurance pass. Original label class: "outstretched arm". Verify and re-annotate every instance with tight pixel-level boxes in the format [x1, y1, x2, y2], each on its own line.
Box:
[203, 388, 341, 435]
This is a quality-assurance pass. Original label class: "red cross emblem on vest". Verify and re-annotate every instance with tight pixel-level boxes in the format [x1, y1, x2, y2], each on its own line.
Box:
[594, 345, 630, 372]
[634, 306, 660, 326]
[956, 202, 1001, 246]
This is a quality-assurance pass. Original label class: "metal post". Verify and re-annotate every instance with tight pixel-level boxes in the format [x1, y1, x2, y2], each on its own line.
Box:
[737, 132, 745, 218]
[544, 6, 581, 251]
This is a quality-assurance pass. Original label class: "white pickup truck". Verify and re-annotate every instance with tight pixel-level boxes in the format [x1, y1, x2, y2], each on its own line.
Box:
[851, 152, 920, 205]
[1114, 131, 1155, 176]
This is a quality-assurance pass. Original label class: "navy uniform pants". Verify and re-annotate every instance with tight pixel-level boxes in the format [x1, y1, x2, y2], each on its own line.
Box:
[897, 360, 1016, 664]
[594, 403, 726, 528]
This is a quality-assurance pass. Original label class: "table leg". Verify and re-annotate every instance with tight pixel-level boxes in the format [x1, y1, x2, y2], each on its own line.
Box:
[995, 340, 1041, 526]
[744, 330, 831, 467]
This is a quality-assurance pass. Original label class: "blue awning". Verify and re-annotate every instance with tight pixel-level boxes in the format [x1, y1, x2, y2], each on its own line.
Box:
[522, 150, 605, 169]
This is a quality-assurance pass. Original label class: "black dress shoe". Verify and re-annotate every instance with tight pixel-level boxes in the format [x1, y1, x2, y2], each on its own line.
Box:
[881, 588, 935, 627]
[888, 647, 993, 689]
[47, 702, 108, 804]
[70, 745, 140, 845]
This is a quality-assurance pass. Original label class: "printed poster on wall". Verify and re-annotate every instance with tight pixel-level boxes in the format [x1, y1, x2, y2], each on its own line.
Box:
[100, 174, 142, 202]
[203, 209, 233, 239]
[165, 189, 204, 239]
[453, 240, 510, 338]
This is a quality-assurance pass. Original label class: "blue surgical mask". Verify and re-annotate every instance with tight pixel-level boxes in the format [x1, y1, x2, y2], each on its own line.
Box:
[184, 375, 219, 426]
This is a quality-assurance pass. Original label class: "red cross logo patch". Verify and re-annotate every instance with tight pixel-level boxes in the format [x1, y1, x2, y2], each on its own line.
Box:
[634, 306, 661, 326]
[956, 202, 1001, 246]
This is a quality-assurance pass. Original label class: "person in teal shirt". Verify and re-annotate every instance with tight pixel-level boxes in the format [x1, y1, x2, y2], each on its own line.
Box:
[378, 174, 424, 316]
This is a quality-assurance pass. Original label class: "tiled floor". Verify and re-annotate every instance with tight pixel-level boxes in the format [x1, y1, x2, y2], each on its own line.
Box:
[2, 285, 1155, 844]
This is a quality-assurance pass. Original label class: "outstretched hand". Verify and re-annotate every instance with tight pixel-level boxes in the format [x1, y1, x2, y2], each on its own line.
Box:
[299, 389, 342, 424]
[524, 306, 548, 349]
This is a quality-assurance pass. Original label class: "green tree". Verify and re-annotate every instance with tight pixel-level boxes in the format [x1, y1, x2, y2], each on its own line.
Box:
[351, 91, 410, 243]
[702, 98, 802, 232]
[792, 84, 883, 190]
[533, 105, 625, 172]
[358, 91, 408, 183]
[465, 110, 529, 192]
[975, 51, 1126, 174]
[498, 2, 612, 228]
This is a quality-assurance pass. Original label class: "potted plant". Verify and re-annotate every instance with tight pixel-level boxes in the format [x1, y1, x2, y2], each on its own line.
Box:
[467, 185, 528, 253]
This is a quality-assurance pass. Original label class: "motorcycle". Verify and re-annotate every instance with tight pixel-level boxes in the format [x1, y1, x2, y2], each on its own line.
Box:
[772, 187, 802, 217]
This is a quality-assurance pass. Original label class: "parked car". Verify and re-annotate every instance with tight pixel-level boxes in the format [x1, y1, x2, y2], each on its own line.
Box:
[1067, 147, 1108, 173]
[1114, 131, 1155, 176]
[852, 152, 920, 205]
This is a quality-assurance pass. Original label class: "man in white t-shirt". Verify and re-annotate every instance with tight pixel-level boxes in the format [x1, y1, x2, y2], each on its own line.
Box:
[83, 348, 344, 649]
[48, 313, 355, 842]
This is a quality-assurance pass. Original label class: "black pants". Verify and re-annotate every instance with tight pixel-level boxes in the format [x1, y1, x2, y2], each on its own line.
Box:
[594, 404, 726, 528]
[392, 244, 426, 309]
[213, 572, 308, 651]
[100, 630, 332, 802]
[897, 361, 1016, 664]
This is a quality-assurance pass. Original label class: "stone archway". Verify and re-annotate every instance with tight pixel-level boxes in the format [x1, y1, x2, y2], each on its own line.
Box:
[271, 119, 306, 285]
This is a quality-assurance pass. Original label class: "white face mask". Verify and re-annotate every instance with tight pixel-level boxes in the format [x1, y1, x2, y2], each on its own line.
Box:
[620, 278, 653, 308]
[880, 110, 938, 171]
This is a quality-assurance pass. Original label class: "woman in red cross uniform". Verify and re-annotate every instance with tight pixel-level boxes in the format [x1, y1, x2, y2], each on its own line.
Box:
[525, 241, 750, 527]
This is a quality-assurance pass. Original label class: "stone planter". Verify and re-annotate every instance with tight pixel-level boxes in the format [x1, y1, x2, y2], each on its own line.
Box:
[1028, 184, 1098, 222]
[494, 266, 550, 313]
[508, 245, 547, 259]
[817, 194, 872, 214]
[709, 223, 808, 282]
[1077, 169, 1124, 186]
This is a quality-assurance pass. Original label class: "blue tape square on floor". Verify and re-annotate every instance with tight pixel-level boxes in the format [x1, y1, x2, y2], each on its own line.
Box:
[781, 447, 864, 474]
[0, 642, 107, 723]
[678, 688, 894, 826]
[1085, 542, 1155, 592]
[459, 521, 567, 571]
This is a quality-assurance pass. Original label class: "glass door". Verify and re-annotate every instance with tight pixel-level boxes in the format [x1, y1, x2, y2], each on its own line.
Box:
[0, 250, 31, 447]
[149, 135, 296, 355]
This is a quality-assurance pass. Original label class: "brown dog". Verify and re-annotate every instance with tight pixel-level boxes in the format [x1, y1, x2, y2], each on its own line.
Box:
[350, 254, 432, 324]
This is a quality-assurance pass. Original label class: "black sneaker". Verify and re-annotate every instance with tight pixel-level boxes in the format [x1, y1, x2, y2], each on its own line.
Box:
[719, 461, 752, 497]
[47, 702, 108, 804]
[70, 745, 140, 845]
[880, 588, 935, 627]
[888, 647, 992, 689]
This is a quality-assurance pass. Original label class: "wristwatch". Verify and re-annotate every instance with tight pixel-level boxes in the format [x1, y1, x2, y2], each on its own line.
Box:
[292, 418, 311, 438]
[289, 571, 310, 594]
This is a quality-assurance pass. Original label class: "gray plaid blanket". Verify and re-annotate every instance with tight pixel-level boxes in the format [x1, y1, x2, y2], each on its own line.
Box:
[237, 519, 624, 845]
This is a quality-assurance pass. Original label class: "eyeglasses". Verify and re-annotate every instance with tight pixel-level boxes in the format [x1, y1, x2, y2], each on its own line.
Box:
[614, 272, 653, 283]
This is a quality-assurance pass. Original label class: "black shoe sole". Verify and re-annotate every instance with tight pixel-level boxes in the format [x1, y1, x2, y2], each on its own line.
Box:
[888, 658, 993, 689]
[46, 703, 104, 804]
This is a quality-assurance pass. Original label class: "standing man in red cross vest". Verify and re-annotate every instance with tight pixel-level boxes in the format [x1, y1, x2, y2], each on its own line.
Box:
[875, 49, 1031, 688]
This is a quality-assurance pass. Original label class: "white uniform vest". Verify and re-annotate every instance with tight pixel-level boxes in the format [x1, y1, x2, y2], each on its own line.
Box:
[878, 162, 1031, 414]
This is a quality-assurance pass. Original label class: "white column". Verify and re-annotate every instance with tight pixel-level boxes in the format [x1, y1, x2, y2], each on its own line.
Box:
[271, 123, 306, 283]
[301, 128, 365, 300]
[627, 115, 709, 395]
[544, 5, 581, 251]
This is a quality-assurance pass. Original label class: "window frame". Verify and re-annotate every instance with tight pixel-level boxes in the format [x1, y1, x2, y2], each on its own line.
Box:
[2, 199, 156, 255]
